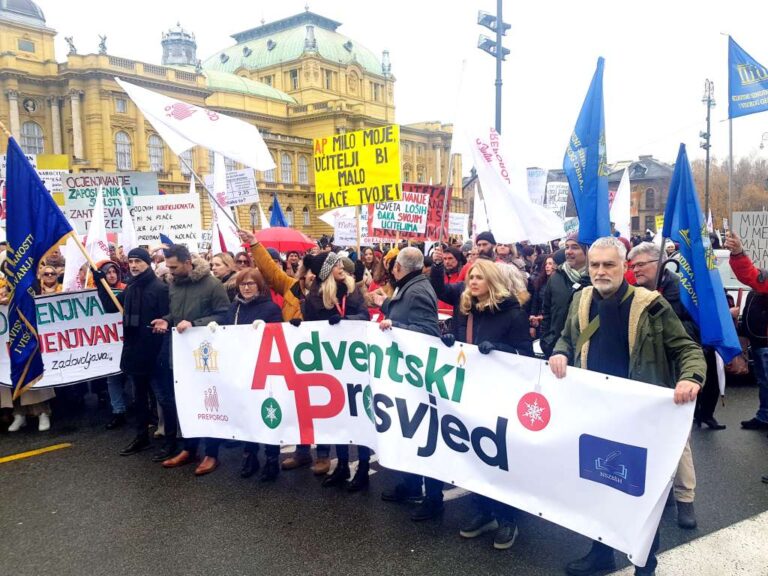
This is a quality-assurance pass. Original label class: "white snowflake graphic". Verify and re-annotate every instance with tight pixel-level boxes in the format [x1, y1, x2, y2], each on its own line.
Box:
[264, 403, 278, 424]
[365, 394, 373, 414]
[522, 399, 546, 425]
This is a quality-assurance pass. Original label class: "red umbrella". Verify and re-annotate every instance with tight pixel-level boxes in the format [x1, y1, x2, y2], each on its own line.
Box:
[255, 228, 316, 253]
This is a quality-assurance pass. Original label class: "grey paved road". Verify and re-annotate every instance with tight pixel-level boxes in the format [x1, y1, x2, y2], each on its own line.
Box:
[1, 383, 767, 576]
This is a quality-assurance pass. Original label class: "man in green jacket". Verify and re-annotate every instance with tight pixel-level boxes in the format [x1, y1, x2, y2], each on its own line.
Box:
[550, 237, 706, 576]
[150, 243, 231, 473]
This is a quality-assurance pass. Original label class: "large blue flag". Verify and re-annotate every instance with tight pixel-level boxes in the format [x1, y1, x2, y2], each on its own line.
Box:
[563, 57, 610, 244]
[4, 137, 73, 398]
[728, 37, 768, 119]
[662, 144, 741, 363]
[270, 194, 288, 227]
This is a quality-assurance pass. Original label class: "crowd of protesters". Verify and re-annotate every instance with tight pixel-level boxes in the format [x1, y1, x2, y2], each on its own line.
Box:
[2, 223, 767, 576]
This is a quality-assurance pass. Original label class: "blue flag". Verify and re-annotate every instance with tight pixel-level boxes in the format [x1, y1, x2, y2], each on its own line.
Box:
[564, 57, 610, 244]
[159, 232, 174, 245]
[662, 144, 741, 363]
[728, 37, 768, 119]
[5, 137, 73, 398]
[270, 194, 288, 227]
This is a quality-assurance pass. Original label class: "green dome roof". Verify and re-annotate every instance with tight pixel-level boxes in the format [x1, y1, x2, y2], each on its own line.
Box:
[203, 69, 295, 103]
[203, 12, 383, 77]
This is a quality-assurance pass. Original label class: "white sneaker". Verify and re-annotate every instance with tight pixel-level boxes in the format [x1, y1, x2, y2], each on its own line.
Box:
[8, 414, 26, 432]
[38, 413, 51, 432]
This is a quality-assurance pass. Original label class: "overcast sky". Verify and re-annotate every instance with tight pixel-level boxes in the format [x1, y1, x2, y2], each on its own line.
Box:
[40, 0, 768, 170]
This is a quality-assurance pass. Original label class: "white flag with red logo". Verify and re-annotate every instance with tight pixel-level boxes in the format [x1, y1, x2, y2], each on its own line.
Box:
[85, 186, 111, 265]
[466, 126, 564, 243]
[118, 190, 138, 254]
[115, 77, 275, 172]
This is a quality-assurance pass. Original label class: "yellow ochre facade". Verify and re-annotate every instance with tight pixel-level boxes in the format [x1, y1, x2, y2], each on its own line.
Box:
[0, 2, 465, 238]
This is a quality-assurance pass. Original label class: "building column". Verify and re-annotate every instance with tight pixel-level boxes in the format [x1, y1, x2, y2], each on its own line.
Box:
[433, 145, 442, 185]
[134, 108, 147, 171]
[49, 97, 62, 154]
[69, 90, 84, 159]
[7, 90, 20, 139]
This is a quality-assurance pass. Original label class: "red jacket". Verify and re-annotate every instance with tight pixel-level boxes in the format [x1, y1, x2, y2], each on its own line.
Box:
[730, 252, 768, 293]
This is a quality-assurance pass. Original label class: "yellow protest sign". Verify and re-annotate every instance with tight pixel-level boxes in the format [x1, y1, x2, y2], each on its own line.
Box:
[655, 214, 664, 233]
[313, 125, 401, 209]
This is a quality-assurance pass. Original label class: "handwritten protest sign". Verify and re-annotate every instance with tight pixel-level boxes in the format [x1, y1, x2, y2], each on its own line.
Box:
[64, 172, 159, 234]
[314, 125, 401, 209]
[371, 189, 429, 234]
[0, 290, 122, 389]
[545, 181, 570, 221]
[130, 193, 201, 251]
[449, 212, 469, 238]
[204, 168, 259, 207]
[367, 183, 449, 241]
[734, 211, 768, 268]
[0, 154, 68, 225]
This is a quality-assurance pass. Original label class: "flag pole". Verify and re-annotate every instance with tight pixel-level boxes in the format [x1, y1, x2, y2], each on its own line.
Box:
[178, 154, 240, 230]
[355, 205, 361, 255]
[728, 118, 733, 222]
[437, 153, 455, 245]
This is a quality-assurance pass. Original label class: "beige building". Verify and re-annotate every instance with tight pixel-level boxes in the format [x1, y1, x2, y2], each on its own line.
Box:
[0, 1, 464, 238]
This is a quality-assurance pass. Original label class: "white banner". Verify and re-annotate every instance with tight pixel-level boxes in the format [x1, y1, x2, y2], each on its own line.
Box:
[173, 321, 692, 567]
[130, 193, 202, 251]
[0, 291, 123, 389]
[204, 168, 260, 207]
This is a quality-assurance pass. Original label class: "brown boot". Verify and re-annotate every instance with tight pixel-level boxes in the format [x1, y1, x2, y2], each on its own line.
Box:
[162, 450, 195, 468]
[311, 457, 331, 476]
[281, 451, 313, 470]
[194, 456, 219, 476]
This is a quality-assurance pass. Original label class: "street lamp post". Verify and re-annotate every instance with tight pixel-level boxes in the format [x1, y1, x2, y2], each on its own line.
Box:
[759, 132, 768, 150]
[477, 1, 510, 134]
[700, 79, 715, 218]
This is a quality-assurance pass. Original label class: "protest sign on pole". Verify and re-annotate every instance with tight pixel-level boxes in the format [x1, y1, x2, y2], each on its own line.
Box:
[733, 211, 768, 268]
[0, 290, 123, 388]
[0, 153, 68, 225]
[527, 167, 548, 205]
[448, 212, 469, 238]
[371, 189, 429, 235]
[367, 183, 449, 241]
[313, 125, 401, 209]
[129, 193, 202, 251]
[544, 181, 570, 221]
[174, 321, 693, 567]
[655, 214, 665, 233]
[63, 172, 159, 234]
[204, 168, 259, 207]
[333, 216, 359, 246]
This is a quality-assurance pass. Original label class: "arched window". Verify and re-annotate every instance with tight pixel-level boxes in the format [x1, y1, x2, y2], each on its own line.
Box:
[20, 121, 44, 154]
[115, 131, 132, 171]
[281, 153, 293, 184]
[645, 188, 655, 210]
[263, 167, 276, 183]
[148, 134, 164, 173]
[298, 155, 309, 184]
[302, 206, 310, 226]
[285, 206, 294, 226]
[180, 149, 193, 176]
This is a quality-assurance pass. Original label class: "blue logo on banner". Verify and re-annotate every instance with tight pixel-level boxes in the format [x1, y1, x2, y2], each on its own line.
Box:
[579, 434, 647, 497]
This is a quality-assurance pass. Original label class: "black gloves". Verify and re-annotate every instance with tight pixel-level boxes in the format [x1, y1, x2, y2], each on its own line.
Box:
[478, 341, 496, 355]
[289, 318, 302, 327]
[440, 333, 456, 347]
[354, 260, 366, 283]
[91, 268, 106, 283]
[328, 314, 342, 325]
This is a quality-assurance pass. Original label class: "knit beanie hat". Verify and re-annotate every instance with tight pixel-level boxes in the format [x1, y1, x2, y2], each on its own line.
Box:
[340, 257, 355, 276]
[475, 231, 496, 245]
[305, 252, 341, 282]
[127, 248, 152, 265]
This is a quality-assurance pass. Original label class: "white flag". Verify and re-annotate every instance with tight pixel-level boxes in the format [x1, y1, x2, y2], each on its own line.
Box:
[211, 200, 241, 254]
[319, 207, 356, 227]
[62, 233, 86, 292]
[85, 187, 111, 264]
[189, 173, 196, 196]
[472, 188, 489, 239]
[610, 168, 631, 239]
[118, 191, 138, 254]
[259, 203, 271, 230]
[467, 127, 564, 243]
[213, 153, 228, 207]
[115, 77, 275, 172]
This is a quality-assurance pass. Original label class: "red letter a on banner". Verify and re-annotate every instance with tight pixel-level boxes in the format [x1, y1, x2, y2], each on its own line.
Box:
[252, 324, 345, 444]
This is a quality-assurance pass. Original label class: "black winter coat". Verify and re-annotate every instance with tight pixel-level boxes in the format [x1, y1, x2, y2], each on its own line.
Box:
[97, 268, 169, 376]
[303, 282, 369, 322]
[382, 272, 440, 337]
[540, 268, 590, 357]
[222, 294, 282, 326]
[430, 262, 533, 356]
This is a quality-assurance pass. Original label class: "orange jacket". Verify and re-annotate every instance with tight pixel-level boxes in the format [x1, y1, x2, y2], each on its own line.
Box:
[249, 242, 303, 321]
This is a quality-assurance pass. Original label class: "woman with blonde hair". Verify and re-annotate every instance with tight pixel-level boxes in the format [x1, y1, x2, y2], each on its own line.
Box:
[211, 252, 237, 300]
[429, 250, 532, 549]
